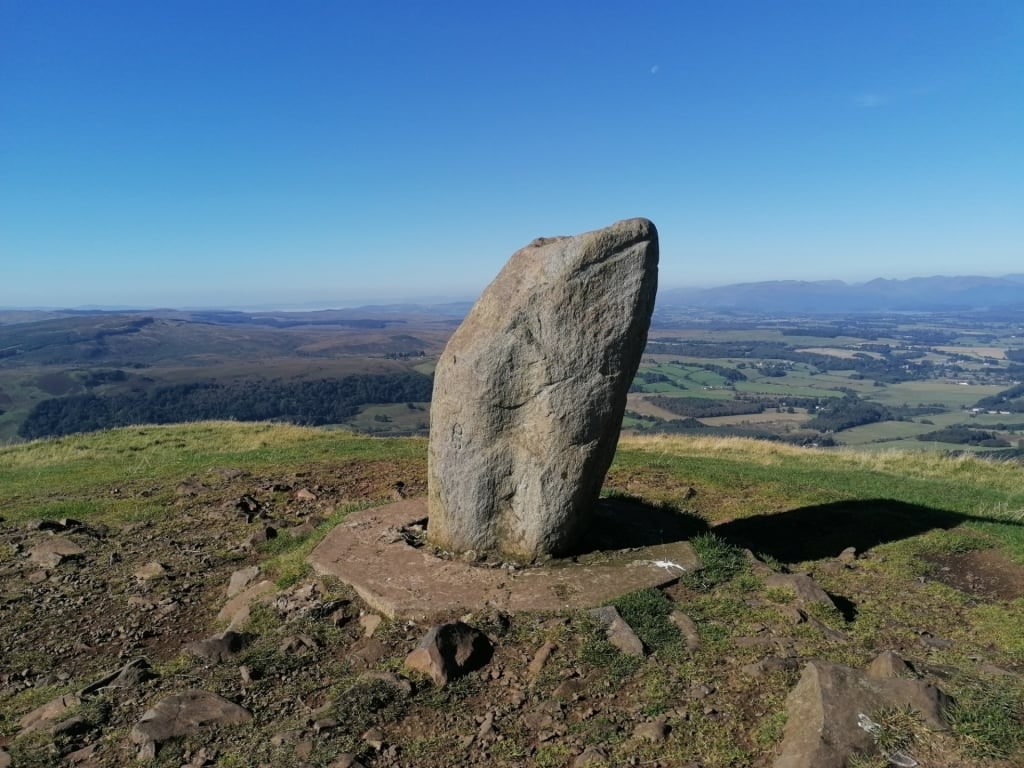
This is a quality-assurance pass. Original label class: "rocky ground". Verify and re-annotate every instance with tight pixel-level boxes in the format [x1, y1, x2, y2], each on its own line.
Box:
[2, 453, 1023, 767]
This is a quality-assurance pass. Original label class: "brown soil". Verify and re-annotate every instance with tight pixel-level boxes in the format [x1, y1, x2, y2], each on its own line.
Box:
[925, 548, 1024, 601]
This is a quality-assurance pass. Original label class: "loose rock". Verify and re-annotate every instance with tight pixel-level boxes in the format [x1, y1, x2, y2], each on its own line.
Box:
[528, 639, 558, 680]
[573, 745, 609, 766]
[216, 579, 275, 628]
[589, 605, 644, 657]
[633, 718, 669, 743]
[328, 755, 367, 768]
[28, 537, 84, 568]
[404, 621, 493, 685]
[669, 610, 701, 651]
[774, 660, 949, 768]
[359, 612, 382, 637]
[19, 692, 81, 733]
[78, 658, 156, 696]
[185, 631, 255, 662]
[134, 561, 169, 582]
[867, 650, 914, 679]
[764, 573, 836, 609]
[226, 565, 261, 598]
[130, 689, 252, 750]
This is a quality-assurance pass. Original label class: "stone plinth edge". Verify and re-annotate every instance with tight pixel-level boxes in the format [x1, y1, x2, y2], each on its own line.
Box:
[308, 499, 701, 620]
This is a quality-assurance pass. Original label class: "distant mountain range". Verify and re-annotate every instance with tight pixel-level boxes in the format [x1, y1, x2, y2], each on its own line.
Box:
[4, 275, 1023, 319]
[657, 274, 1024, 314]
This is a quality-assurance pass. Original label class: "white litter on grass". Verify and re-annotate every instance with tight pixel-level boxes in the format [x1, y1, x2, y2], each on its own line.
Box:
[857, 713, 918, 767]
[886, 751, 919, 768]
[857, 713, 882, 737]
[650, 560, 688, 572]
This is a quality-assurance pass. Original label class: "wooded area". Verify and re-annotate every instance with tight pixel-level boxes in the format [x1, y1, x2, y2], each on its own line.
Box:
[18, 373, 433, 439]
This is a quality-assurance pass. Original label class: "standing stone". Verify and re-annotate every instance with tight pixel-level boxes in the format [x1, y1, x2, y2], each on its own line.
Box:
[427, 218, 658, 559]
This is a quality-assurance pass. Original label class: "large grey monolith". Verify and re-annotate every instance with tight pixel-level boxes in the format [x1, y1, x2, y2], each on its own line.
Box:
[427, 218, 659, 560]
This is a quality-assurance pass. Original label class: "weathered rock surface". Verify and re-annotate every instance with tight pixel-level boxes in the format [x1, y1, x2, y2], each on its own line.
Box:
[669, 610, 701, 651]
[404, 621, 493, 686]
[19, 692, 81, 733]
[589, 605, 644, 657]
[28, 537, 84, 568]
[774, 660, 950, 768]
[867, 649, 914, 679]
[309, 498, 701, 619]
[185, 630, 255, 662]
[78, 658, 156, 696]
[764, 572, 836, 609]
[427, 218, 659, 559]
[130, 689, 252, 748]
[573, 746, 609, 767]
[226, 565, 261, 598]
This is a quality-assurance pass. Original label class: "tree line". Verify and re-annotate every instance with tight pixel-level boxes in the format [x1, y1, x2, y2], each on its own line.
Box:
[643, 340, 935, 383]
[975, 382, 1024, 412]
[18, 373, 434, 439]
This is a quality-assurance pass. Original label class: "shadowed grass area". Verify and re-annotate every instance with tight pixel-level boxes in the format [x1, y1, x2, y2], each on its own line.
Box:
[616, 435, 1024, 562]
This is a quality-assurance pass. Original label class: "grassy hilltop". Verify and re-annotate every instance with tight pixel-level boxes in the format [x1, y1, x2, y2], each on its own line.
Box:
[1, 423, 1023, 767]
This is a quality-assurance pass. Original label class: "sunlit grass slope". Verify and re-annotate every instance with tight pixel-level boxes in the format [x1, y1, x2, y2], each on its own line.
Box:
[0, 422, 424, 526]
[2, 423, 1021, 556]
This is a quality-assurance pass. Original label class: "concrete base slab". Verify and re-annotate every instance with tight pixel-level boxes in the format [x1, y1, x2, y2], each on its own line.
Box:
[309, 499, 703, 620]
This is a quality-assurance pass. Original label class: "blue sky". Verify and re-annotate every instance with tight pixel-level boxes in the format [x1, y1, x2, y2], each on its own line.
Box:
[2, 1, 1022, 309]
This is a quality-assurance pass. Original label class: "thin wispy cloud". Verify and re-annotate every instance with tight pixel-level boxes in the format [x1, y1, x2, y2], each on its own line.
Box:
[650, 64, 660, 75]
[853, 91, 885, 108]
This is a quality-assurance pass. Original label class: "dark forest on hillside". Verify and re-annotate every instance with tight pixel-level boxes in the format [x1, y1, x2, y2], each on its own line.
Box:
[18, 373, 433, 439]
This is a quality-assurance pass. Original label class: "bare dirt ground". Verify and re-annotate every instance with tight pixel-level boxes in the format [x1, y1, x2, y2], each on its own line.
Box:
[2, 456, 1023, 768]
[925, 549, 1024, 601]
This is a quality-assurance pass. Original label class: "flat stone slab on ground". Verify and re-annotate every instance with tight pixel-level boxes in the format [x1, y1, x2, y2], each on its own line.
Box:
[309, 499, 702, 620]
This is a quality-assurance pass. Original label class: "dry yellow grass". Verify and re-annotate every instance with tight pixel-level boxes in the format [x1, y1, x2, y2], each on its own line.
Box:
[619, 433, 1024, 493]
[934, 345, 1008, 359]
[798, 346, 882, 359]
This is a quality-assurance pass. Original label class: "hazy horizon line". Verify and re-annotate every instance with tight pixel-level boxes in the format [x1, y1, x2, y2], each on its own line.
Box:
[3, 270, 1023, 314]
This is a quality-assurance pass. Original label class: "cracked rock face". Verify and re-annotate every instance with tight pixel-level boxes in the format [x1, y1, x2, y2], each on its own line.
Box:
[427, 218, 658, 559]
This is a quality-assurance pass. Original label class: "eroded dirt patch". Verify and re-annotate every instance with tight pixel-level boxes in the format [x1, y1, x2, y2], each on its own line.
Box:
[925, 548, 1024, 601]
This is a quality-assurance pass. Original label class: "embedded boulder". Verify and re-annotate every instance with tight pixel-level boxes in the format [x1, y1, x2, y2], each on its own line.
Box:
[130, 689, 252, 750]
[774, 660, 950, 768]
[427, 218, 659, 559]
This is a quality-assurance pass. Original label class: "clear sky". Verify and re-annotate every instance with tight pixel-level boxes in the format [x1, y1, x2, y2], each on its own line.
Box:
[2, 1, 1022, 309]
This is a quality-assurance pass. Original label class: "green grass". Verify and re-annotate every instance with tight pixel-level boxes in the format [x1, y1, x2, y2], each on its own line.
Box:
[836, 420, 934, 445]
[343, 401, 430, 435]
[869, 381, 1005, 409]
[609, 588, 680, 651]
[0, 422, 424, 524]
[947, 673, 1024, 759]
[257, 501, 373, 586]
[684, 533, 748, 590]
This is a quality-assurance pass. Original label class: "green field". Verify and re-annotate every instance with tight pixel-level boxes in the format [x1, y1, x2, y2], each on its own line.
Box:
[631, 317, 1024, 453]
